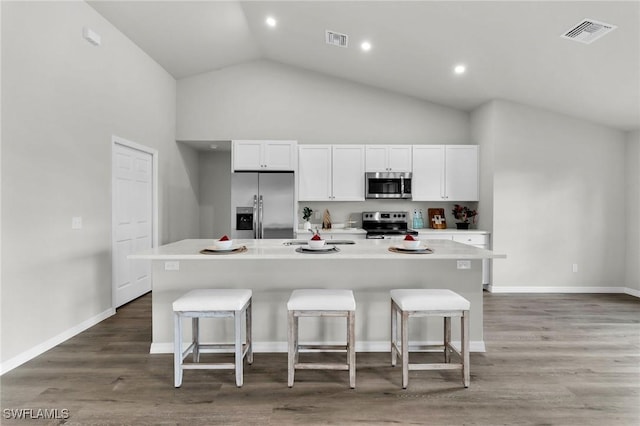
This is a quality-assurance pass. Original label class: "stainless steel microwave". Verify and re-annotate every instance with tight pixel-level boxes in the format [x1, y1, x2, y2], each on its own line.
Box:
[365, 172, 412, 199]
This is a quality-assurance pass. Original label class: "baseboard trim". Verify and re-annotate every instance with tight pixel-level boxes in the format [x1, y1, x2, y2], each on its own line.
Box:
[624, 287, 640, 298]
[488, 285, 640, 298]
[150, 340, 486, 354]
[0, 308, 116, 376]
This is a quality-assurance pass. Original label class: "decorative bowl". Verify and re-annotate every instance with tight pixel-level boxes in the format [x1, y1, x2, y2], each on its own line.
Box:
[402, 239, 421, 250]
[308, 239, 326, 249]
[214, 239, 233, 250]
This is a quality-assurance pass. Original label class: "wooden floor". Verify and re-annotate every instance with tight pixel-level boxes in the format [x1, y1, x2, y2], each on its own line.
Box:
[1, 292, 638, 425]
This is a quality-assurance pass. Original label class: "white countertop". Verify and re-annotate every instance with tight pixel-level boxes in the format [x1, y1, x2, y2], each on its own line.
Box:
[129, 238, 505, 261]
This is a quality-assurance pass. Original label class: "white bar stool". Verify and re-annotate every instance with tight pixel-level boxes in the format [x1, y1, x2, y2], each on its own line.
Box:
[173, 289, 252, 388]
[390, 289, 470, 388]
[287, 289, 356, 388]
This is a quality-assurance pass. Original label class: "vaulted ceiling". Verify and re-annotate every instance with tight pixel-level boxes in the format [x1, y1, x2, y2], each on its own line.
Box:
[88, 1, 640, 131]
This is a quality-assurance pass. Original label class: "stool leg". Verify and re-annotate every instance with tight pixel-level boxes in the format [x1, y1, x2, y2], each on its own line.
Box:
[444, 316, 451, 363]
[287, 310, 296, 387]
[401, 310, 409, 389]
[246, 300, 253, 364]
[462, 311, 470, 388]
[391, 301, 397, 367]
[294, 316, 299, 364]
[234, 310, 243, 387]
[192, 317, 200, 363]
[173, 313, 183, 387]
[348, 310, 356, 389]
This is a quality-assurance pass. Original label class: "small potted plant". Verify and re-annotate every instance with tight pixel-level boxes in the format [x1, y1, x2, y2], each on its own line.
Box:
[302, 207, 313, 230]
[451, 204, 478, 229]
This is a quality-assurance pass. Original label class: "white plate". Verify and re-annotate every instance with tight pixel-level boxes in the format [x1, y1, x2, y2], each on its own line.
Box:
[302, 244, 335, 251]
[204, 245, 236, 252]
[392, 244, 426, 251]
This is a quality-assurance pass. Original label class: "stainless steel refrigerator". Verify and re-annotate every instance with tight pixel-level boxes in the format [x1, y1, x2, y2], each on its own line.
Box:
[231, 172, 295, 239]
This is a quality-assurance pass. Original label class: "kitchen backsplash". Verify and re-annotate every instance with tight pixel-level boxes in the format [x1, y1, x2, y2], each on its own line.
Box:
[298, 201, 479, 229]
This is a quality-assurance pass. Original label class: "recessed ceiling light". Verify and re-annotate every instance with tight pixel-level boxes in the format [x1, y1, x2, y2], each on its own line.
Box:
[266, 16, 277, 28]
[454, 64, 466, 75]
[361, 41, 372, 51]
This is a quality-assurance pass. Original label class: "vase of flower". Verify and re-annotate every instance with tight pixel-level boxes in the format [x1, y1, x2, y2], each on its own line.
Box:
[302, 207, 313, 230]
[451, 204, 478, 230]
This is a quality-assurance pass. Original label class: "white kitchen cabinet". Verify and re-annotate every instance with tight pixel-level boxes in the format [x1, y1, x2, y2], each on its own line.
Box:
[365, 145, 412, 172]
[412, 145, 478, 201]
[298, 145, 365, 201]
[411, 145, 444, 200]
[232, 140, 297, 171]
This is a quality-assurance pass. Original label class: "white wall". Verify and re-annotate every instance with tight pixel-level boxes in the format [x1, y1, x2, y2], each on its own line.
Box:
[177, 59, 470, 144]
[198, 150, 232, 239]
[487, 100, 627, 291]
[470, 102, 496, 233]
[626, 131, 640, 292]
[1, 1, 198, 372]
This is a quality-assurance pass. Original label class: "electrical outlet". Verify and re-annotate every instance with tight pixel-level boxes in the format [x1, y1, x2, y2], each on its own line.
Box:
[164, 261, 180, 271]
[71, 216, 82, 229]
[572, 263, 578, 273]
[315, 211, 321, 220]
[457, 260, 471, 270]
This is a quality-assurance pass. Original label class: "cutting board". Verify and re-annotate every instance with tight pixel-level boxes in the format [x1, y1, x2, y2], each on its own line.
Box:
[428, 208, 447, 229]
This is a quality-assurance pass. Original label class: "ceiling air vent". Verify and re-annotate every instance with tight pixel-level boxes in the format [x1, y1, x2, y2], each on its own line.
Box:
[325, 30, 349, 48]
[561, 19, 617, 44]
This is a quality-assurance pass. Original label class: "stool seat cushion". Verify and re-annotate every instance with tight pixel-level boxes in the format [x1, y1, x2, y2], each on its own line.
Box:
[287, 289, 356, 311]
[173, 289, 252, 312]
[391, 289, 470, 311]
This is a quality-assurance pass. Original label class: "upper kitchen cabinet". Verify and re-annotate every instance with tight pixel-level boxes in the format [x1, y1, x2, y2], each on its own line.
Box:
[298, 145, 365, 201]
[412, 145, 478, 201]
[232, 140, 297, 171]
[365, 145, 412, 172]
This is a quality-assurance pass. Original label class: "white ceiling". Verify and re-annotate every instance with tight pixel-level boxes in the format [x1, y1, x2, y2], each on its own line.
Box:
[88, 1, 640, 131]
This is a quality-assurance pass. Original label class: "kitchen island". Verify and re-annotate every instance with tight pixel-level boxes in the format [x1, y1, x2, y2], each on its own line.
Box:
[129, 238, 505, 354]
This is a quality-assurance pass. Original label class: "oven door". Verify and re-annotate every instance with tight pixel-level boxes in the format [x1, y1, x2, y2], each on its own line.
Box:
[365, 172, 412, 199]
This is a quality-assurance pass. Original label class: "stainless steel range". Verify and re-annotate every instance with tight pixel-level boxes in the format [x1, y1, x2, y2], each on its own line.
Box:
[362, 211, 418, 239]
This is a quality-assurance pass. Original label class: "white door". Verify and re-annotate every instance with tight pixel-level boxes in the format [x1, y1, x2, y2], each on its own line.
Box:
[445, 145, 479, 201]
[298, 145, 332, 201]
[232, 140, 263, 170]
[387, 145, 412, 172]
[364, 145, 388, 172]
[412, 145, 445, 201]
[113, 141, 154, 307]
[332, 145, 365, 201]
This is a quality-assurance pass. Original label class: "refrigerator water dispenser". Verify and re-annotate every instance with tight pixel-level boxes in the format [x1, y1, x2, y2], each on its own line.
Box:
[236, 207, 253, 230]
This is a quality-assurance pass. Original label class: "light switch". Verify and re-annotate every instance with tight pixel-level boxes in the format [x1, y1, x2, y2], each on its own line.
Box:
[71, 217, 82, 229]
[164, 261, 180, 271]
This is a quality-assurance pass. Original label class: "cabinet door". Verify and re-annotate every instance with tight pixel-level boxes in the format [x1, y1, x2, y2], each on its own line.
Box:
[364, 146, 388, 172]
[388, 145, 412, 172]
[332, 145, 365, 201]
[233, 140, 263, 171]
[445, 145, 478, 201]
[298, 145, 332, 201]
[264, 140, 296, 170]
[411, 145, 445, 201]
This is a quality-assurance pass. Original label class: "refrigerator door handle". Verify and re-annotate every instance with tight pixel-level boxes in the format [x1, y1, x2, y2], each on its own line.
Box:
[258, 195, 264, 239]
[252, 195, 258, 239]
